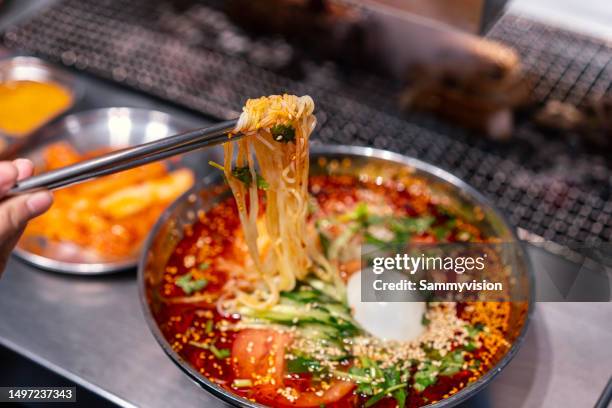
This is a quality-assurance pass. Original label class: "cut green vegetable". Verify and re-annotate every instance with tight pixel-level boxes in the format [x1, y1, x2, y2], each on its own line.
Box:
[176, 273, 208, 295]
[270, 123, 296, 143]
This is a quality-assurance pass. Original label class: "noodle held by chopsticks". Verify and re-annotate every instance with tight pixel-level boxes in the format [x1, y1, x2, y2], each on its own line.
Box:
[221, 94, 336, 310]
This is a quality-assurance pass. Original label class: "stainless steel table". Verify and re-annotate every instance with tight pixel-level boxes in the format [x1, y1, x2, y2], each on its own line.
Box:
[0, 258, 224, 408]
[0, 247, 610, 408]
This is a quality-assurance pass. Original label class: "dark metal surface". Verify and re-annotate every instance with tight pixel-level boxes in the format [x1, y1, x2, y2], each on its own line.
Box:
[480, 0, 511, 33]
[593, 376, 612, 408]
[1, 0, 611, 249]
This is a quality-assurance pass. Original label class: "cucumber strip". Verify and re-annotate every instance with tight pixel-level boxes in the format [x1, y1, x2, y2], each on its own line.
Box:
[306, 277, 345, 303]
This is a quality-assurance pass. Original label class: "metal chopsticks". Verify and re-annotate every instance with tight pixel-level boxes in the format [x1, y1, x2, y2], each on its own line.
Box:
[9, 119, 240, 195]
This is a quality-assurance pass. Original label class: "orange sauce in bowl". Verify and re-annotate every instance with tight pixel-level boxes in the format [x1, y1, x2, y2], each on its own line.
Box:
[0, 80, 72, 137]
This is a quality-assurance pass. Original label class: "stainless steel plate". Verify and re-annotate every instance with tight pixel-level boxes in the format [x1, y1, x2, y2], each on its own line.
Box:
[0, 56, 82, 156]
[139, 145, 534, 408]
[14, 107, 222, 274]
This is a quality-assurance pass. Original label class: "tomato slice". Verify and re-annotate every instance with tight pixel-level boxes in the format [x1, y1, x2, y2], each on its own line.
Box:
[411, 233, 436, 244]
[288, 380, 355, 407]
[232, 328, 355, 407]
[232, 328, 291, 384]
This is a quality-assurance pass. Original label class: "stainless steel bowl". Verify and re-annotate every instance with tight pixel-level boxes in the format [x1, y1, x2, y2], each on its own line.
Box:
[14, 107, 222, 274]
[0, 56, 82, 157]
[139, 145, 534, 408]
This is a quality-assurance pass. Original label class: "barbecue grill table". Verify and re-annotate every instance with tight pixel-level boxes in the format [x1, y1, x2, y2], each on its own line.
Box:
[0, 1, 610, 408]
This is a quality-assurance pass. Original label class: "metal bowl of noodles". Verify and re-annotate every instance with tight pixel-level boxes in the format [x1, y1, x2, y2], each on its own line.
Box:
[139, 145, 533, 408]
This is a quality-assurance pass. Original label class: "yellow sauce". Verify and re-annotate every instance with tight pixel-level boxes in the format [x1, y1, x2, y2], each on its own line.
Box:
[0, 80, 72, 137]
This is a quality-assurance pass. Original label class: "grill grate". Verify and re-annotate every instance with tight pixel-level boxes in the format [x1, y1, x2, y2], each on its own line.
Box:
[2, 0, 611, 245]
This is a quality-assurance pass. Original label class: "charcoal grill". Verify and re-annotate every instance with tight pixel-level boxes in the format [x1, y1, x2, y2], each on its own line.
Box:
[2, 0, 611, 248]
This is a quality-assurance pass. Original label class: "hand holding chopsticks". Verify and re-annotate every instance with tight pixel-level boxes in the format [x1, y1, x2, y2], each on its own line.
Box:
[0, 159, 53, 275]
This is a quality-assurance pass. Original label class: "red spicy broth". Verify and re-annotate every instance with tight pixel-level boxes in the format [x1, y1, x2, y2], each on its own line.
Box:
[150, 174, 519, 408]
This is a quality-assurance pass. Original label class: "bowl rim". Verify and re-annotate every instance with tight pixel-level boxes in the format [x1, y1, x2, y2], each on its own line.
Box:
[138, 144, 535, 408]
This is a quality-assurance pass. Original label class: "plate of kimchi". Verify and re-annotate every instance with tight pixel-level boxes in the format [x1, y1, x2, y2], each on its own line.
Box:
[15, 107, 221, 274]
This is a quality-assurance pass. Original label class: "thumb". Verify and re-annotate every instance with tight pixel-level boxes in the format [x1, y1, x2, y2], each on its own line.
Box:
[0, 191, 53, 275]
[0, 191, 53, 239]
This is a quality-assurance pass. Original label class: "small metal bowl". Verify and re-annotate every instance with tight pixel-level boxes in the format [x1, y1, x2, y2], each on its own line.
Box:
[14, 107, 222, 274]
[139, 145, 534, 408]
[0, 56, 82, 156]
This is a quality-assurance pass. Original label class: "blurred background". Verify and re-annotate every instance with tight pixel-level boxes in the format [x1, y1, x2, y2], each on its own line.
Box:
[1, 0, 611, 248]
